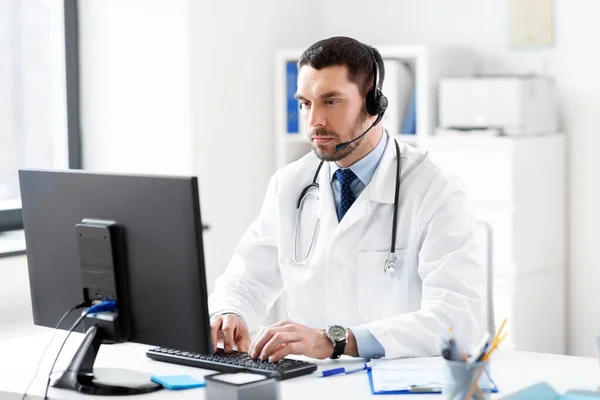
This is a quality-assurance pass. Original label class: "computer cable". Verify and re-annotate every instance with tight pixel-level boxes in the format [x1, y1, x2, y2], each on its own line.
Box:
[21, 300, 91, 400]
[42, 300, 117, 400]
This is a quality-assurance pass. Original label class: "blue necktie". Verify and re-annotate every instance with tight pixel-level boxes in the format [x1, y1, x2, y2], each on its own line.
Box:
[334, 168, 357, 221]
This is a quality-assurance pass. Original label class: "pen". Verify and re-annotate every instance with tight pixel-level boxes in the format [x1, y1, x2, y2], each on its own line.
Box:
[313, 362, 373, 377]
[442, 326, 467, 361]
[448, 338, 458, 361]
[467, 332, 491, 363]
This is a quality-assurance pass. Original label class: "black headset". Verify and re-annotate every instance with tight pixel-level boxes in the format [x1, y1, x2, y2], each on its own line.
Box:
[364, 45, 389, 124]
[335, 45, 389, 152]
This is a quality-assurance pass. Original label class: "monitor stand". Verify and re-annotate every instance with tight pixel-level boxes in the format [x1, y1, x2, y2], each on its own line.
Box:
[52, 325, 161, 395]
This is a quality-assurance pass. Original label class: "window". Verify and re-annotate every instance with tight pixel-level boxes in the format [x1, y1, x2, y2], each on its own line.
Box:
[0, 0, 80, 234]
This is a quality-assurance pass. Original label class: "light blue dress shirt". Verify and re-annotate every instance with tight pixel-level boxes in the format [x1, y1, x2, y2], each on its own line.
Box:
[330, 132, 388, 359]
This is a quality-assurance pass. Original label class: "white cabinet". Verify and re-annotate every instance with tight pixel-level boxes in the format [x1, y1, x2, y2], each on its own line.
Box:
[426, 134, 566, 354]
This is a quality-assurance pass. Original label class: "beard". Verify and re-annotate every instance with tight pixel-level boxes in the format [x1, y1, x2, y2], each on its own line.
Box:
[310, 110, 370, 162]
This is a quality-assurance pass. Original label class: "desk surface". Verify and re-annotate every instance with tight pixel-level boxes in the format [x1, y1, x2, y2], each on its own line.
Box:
[2, 329, 599, 399]
[0, 230, 26, 258]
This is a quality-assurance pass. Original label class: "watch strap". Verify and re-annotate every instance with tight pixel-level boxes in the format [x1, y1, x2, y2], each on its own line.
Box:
[331, 337, 346, 359]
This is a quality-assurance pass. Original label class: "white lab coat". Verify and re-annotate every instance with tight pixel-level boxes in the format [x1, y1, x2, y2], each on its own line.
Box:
[208, 137, 485, 359]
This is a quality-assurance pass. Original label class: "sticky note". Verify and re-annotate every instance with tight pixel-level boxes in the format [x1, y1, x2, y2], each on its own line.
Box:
[500, 382, 559, 399]
[561, 389, 600, 399]
[150, 374, 205, 390]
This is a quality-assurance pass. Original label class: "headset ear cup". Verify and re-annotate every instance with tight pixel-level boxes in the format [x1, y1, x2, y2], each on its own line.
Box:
[378, 92, 388, 112]
[366, 90, 388, 117]
[365, 89, 379, 116]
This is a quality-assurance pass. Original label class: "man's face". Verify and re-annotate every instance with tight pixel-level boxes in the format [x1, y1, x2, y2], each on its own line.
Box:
[296, 65, 372, 162]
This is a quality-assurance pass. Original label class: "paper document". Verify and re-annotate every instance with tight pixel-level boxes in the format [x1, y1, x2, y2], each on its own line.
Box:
[370, 359, 496, 393]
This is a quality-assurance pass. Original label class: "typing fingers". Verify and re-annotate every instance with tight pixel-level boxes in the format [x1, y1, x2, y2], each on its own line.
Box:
[259, 332, 301, 361]
[268, 341, 301, 363]
[209, 316, 223, 354]
[237, 331, 251, 353]
[221, 319, 236, 353]
[249, 325, 294, 359]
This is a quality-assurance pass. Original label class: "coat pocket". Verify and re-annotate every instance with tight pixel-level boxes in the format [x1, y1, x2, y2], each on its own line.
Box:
[355, 250, 410, 322]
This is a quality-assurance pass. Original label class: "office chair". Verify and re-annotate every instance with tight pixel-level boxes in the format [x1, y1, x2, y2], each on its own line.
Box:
[474, 219, 496, 336]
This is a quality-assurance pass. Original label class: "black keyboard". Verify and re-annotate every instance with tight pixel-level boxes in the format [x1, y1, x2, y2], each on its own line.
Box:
[146, 347, 318, 380]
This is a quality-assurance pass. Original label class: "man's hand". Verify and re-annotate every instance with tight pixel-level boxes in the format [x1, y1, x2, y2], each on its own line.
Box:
[210, 313, 251, 354]
[248, 320, 357, 362]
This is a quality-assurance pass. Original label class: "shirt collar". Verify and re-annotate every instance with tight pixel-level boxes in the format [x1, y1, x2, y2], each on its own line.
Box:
[330, 131, 388, 186]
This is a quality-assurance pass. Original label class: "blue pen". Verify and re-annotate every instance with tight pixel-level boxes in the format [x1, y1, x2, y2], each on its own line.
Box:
[313, 362, 372, 377]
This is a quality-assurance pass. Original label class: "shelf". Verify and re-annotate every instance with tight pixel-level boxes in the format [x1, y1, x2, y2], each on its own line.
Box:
[275, 48, 305, 62]
[426, 132, 565, 150]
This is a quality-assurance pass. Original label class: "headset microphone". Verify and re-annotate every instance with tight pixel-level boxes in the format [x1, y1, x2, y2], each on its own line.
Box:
[334, 44, 388, 153]
[334, 113, 384, 152]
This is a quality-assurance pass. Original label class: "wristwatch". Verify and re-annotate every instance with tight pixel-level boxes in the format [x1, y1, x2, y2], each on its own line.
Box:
[325, 325, 348, 359]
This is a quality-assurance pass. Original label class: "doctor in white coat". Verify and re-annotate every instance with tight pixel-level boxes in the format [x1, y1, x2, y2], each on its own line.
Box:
[209, 37, 484, 362]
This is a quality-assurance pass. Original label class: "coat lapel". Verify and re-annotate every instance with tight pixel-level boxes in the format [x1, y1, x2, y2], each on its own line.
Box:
[316, 162, 338, 230]
[336, 136, 399, 236]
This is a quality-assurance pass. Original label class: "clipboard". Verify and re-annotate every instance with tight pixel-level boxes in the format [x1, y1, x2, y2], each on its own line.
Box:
[366, 362, 499, 395]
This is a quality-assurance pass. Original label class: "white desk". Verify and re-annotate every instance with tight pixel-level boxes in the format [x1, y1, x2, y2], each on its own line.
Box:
[0, 230, 26, 257]
[2, 329, 599, 399]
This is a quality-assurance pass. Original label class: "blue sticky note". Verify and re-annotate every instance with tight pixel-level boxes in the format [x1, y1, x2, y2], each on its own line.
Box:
[561, 390, 600, 400]
[500, 382, 559, 399]
[150, 374, 205, 390]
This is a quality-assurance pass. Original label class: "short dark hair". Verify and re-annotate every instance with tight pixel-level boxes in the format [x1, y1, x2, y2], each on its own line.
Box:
[298, 36, 385, 97]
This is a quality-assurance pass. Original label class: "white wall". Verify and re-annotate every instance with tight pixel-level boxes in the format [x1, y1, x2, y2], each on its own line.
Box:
[188, 1, 323, 291]
[553, 0, 600, 357]
[320, 0, 555, 76]
[0, 256, 33, 340]
[78, 0, 193, 175]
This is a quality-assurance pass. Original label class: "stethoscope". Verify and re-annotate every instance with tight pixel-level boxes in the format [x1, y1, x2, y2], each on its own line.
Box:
[292, 138, 402, 277]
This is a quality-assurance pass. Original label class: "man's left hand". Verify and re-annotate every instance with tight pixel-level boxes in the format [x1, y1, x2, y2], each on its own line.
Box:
[248, 320, 333, 362]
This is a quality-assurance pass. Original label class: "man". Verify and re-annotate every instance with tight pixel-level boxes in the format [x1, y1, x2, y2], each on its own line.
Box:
[208, 36, 484, 362]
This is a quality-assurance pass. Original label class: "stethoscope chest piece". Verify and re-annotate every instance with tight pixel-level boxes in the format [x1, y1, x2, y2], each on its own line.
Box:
[384, 253, 397, 278]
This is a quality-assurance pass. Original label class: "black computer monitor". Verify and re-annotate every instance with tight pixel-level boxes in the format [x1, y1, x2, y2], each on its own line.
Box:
[19, 169, 212, 395]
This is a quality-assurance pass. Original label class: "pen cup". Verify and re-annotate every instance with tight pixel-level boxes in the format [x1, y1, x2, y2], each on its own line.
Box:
[442, 360, 491, 400]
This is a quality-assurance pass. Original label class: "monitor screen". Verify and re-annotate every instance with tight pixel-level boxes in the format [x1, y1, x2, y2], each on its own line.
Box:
[19, 169, 211, 355]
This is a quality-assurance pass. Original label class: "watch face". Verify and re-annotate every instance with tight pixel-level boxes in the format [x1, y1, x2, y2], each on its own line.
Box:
[328, 325, 346, 342]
